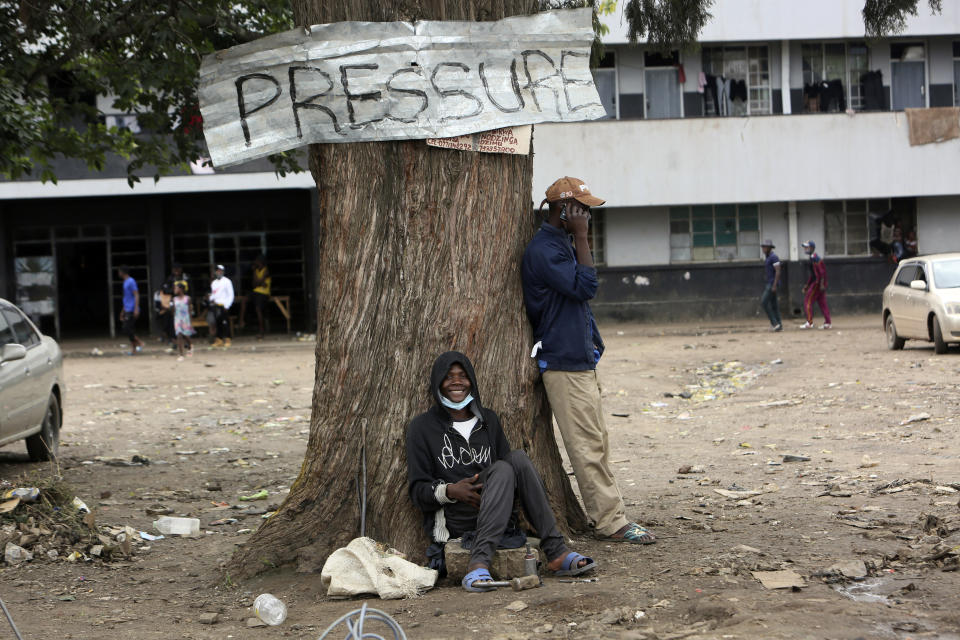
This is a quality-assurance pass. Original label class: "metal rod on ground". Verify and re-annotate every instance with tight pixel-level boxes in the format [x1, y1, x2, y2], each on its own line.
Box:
[0, 596, 26, 640]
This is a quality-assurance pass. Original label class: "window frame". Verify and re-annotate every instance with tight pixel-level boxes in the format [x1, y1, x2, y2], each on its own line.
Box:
[800, 41, 870, 112]
[824, 199, 889, 257]
[592, 51, 619, 120]
[0, 306, 41, 349]
[953, 41, 960, 107]
[668, 204, 761, 263]
[589, 209, 606, 267]
[701, 45, 772, 116]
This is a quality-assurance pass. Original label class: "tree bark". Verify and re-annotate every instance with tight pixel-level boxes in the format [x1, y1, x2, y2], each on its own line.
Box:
[230, 0, 589, 580]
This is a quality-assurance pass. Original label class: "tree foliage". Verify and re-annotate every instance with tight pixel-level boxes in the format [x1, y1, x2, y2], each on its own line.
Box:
[863, 0, 942, 38]
[1, 0, 298, 185]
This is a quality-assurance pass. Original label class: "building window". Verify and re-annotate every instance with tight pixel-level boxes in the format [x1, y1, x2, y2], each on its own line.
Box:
[592, 52, 617, 120]
[824, 199, 889, 256]
[953, 41, 960, 106]
[702, 46, 771, 116]
[589, 209, 606, 266]
[801, 42, 869, 112]
[669, 204, 760, 262]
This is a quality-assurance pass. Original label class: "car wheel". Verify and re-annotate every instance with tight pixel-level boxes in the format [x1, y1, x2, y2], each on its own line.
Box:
[933, 316, 948, 355]
[26, 393, 60, 462]
[885, 315, 905, 350]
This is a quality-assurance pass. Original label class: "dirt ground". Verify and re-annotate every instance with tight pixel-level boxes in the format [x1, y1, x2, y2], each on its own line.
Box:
[2, 316, 960, 640]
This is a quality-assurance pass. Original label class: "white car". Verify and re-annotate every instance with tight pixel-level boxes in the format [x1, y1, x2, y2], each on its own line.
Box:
[0, 299, 64, 460]
[882, 253, 960, 354]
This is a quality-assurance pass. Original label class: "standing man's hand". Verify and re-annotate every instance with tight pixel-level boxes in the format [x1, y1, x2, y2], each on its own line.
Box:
[566, 201, 595, 269]
[445, 474, 483, 508]
[566, 202, 591, 236]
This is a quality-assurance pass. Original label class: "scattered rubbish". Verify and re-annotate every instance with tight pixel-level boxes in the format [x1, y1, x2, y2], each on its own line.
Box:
[169, 408, 187, 414]
[558, 577, 598, 583]
[935, 486, 958, 495]
[782, 454, 810, 462]
[145, 504, 173, 516]
[900, 412, 931, 426]
[596, 607, 633, 624]
[5, 542, 33, 565]
[65, 551, 83, 562]
[153, 516, 200, 537]
[834, 578, 890, 604]
[72, 497, 90, 513]
[677, 465, 705, 474]
[650, 401, 668, 408]
[253, 593, 288, 626]
[90, 348, 103, 356]
[209, 518, 239, 526]
[859, 455, 880, 468]
[771, 358, 783, 365]
[732, 544, 762, 554]
[246, 617, 267, 628]
[0, 499, 20, 514]
[873, 478, 933, 495]
[321, 537, 437, 599]
[756, 399, 802, 408]
[752, 569, 805, 590]
[239, 490, 268, 501]
[2, 488, 39, 502]
[611, 413, 630, 418]
[138, 531, 164, 541]
[505, 600, 528, 612]
[714, 484, 778, 500]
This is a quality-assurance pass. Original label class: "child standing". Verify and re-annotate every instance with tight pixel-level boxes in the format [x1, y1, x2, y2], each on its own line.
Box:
[172, 283, 195, 360]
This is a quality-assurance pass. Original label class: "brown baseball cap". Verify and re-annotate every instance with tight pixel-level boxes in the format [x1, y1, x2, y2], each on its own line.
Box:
[545, 176, 605, 207]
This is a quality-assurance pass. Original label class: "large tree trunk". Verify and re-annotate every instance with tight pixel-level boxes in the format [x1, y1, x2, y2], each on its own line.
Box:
[230, 0, 588, 580]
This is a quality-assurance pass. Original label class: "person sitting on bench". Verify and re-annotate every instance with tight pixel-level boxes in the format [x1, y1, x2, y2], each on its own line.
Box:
[406, 351, 596, 592]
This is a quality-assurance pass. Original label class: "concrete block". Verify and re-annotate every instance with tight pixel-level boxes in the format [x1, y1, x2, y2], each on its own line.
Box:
[444, 537, 540, 580]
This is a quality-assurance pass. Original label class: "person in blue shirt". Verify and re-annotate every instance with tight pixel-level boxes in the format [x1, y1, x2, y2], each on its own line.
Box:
[118, 266, 144, 354]
[521, 176, 655, 545]
[760, 240, 783, 332]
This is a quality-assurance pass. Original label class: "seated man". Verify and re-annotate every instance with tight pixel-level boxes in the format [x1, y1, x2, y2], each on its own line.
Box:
[406, 351, 596, 592]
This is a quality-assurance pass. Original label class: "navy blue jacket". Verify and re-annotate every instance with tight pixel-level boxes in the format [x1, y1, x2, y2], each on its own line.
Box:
[521, 222, 604, 371]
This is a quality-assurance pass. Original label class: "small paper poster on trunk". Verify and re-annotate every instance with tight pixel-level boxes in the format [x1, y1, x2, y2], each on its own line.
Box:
[426, 125, 531, 155]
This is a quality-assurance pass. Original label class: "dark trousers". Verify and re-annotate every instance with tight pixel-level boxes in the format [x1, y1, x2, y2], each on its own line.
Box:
[214, 305, 232, 339]
[761, 284, 782, 327]
[459, 450, 567, 568]
[121, 314, 137, 341]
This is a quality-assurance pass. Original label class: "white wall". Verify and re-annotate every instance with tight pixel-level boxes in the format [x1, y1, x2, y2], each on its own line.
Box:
[604, 206, 669, 266]
[917, 196, 960, 254]
[759, 202, 788, 254]
[533, 112, 960, 208]
[602, 0, 960, 44]
[796, 201, 826, 256]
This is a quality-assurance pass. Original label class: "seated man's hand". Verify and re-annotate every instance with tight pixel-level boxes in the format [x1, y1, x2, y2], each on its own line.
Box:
[446, 474, 483, 508]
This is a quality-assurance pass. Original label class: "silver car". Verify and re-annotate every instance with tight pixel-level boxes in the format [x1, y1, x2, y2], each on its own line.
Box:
[882, 253, 960, 354]
[0, 299, 64, 460]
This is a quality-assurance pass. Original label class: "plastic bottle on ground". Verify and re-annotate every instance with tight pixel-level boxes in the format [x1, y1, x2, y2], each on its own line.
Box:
[153, 516, 200, 536]
[253, 593, 287, 626]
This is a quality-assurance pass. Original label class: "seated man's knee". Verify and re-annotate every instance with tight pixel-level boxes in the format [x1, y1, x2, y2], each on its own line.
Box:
[505, 449, 534, 472]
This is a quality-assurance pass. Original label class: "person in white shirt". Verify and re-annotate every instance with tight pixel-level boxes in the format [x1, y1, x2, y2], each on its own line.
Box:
[209, 264, 234, 347]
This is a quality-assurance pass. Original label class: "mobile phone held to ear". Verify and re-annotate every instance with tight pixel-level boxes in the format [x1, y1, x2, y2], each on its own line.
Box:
[560, 203, 568, 221]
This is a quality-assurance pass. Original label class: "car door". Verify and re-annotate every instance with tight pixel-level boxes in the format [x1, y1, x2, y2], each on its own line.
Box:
[0, 309, 29, 442]
[910, 263, 932, 339]
[889, 264, 917, 336]
[1, 305, 51, 430]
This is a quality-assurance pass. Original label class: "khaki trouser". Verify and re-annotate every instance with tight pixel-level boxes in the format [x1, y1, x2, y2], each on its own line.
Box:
[542, 369, 628, 537]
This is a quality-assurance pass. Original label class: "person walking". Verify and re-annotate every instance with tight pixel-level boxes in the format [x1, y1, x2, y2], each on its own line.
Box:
[521, 176, 656, 545]
[118, 266, 144, 354]
[250, 255, 271, 339]
[800, 240, 831, 330]
[760, 240, 783, 332]
[209, 264, 234, 348]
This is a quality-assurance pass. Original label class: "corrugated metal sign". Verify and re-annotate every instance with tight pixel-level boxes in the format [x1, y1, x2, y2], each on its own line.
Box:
[198, 8, 604, 167]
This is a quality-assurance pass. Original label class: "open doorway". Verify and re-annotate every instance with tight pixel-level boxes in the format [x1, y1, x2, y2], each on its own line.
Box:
[56, 241, 110, 337]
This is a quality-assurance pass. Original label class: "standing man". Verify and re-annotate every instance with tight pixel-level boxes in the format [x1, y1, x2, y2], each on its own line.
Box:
[800, 240, 831, 330]
[118, 266, 144, 354]
[521, 176, 655, 545]
[760, 239, 783, 332]
[250, 255, 271, 340]
[209, 264, 234, 348]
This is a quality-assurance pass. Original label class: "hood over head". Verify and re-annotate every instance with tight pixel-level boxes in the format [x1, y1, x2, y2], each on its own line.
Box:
[430, 351, 483, 419]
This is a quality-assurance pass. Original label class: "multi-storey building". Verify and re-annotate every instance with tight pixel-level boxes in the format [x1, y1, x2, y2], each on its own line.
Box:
[2, 0, 959, 336]
[536, 0, 960, 321]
